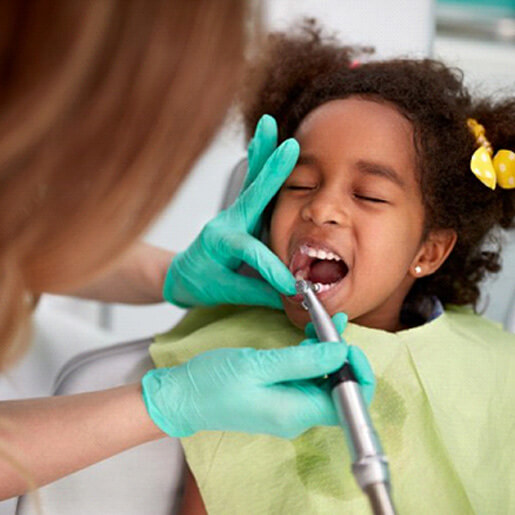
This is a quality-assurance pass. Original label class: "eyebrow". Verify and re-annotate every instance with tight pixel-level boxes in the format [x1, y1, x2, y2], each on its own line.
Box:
[297, 153, 406, 189]
[296, 153, 321, 168]
[355, 160, 406, 189]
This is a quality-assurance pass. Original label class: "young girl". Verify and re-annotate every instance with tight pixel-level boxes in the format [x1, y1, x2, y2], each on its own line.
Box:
[150, 25, 515, 514]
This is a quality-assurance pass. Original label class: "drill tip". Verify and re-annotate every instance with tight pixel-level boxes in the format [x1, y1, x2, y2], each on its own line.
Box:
[295, 280, 319, 295]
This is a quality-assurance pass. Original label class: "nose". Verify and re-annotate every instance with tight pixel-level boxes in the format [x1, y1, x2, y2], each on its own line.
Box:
[301, 187, 347, 227]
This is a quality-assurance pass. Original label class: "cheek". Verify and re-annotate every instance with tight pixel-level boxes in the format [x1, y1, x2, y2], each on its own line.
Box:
[358, 213, 422, 270]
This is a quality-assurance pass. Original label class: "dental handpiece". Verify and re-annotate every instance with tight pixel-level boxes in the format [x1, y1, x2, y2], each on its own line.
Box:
[296, 280, 396, 515]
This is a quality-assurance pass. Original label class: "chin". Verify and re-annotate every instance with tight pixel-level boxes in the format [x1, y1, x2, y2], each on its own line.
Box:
[282, 301, 311, 329]
[281, 292, 355, 331]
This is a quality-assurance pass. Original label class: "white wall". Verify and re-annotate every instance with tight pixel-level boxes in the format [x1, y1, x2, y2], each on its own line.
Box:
[265, 0, 434, 57]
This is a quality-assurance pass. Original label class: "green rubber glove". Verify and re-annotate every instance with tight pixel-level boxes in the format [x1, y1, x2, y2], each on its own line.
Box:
[163, 115, 298, 309]
[304, 312, 376, 405]
[141, 341, 348, 439]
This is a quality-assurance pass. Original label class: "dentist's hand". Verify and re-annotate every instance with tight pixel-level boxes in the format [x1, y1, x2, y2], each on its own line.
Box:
[163, 115, 298, 309]
[141, 341, 348, 439]
[304, 312, 376, 405]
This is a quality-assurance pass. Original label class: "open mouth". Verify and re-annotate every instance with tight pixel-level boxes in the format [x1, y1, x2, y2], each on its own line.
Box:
[289, 244, 349, 297]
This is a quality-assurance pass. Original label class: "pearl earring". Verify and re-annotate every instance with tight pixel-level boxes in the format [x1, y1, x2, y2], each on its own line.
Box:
[414, 265, 422, 275]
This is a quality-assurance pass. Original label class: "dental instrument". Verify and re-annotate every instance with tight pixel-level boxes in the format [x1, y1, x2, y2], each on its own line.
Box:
[296, 279, 396, 515]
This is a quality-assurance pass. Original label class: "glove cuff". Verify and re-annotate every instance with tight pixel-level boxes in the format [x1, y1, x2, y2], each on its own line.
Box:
[162, 253, 194, 308]
[141, 369, 192, 438]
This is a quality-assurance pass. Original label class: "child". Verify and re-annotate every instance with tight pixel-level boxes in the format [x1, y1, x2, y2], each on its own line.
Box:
[150, 24, 515, 514]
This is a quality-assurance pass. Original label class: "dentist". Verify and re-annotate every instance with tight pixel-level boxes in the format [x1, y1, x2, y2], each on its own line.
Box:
[0, 0, 349, 499]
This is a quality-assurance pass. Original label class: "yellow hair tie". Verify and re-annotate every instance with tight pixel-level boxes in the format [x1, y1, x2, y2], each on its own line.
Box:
[467, 118, 515, 190]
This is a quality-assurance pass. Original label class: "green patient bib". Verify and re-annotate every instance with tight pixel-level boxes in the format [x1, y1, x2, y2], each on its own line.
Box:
[150, 306, 515, 514]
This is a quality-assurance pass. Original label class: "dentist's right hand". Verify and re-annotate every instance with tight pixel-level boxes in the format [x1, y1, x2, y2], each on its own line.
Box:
[141, 341, 347, 439]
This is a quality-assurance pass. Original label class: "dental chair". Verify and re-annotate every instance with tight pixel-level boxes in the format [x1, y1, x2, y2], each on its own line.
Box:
[15, 159, 248, 515]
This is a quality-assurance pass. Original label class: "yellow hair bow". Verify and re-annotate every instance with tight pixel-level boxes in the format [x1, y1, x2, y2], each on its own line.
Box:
[467, 118, 515, 190]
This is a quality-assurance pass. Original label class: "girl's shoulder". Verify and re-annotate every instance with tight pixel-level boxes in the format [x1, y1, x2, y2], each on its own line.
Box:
[441, 304, 515, 349]
[444, 304, 512, 332]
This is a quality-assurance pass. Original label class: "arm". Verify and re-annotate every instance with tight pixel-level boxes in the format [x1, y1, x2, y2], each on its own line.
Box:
[0, 339, 372, 500]
[0, 384, 164, 499]
[53, 241, 174, 304]
[180, 466, 207, 515]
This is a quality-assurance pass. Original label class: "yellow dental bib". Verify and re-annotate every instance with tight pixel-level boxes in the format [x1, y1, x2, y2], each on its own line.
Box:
[150, 305, 515, 514]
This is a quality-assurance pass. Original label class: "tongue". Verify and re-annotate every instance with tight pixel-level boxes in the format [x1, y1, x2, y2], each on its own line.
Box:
[309, 260, 345, 284]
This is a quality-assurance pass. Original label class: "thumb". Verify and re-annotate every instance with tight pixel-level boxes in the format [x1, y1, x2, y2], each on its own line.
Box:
[213, 270, 284, 309]
[347, 346, 376, 405]
[254, 342, 347, 383]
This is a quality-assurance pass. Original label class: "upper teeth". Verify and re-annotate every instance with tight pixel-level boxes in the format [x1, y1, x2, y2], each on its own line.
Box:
[301, 245, 341, 261]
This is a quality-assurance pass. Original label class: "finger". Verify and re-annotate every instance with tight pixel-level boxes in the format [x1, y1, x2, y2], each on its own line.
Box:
[298, 338, 318, 346]
[282, 382, 340, 434]
[214, 269, 285, 309]
[244, 115, 278, 190]
[304, 322, 315, 339]
[254, 341, 347, 383]
[332, 313, 348, 334]
[236, 138, 300, 227]
[296, 387, 340, 429]
[304, 312, 348, 339]
[221, 232, 296, 295]
[347, 346, 376, 405]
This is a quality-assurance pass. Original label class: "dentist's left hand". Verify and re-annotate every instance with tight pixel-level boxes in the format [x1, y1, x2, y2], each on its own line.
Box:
[141, 341, 347, 439]
[163, 115, 298, 309]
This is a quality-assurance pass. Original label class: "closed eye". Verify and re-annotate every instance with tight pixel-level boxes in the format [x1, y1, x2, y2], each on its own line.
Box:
[285, 185, 315, 191]
[355, 194, 387, 204]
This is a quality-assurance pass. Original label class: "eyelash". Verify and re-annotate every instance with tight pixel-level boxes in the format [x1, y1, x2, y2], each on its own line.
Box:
[354, 194, 387, 204]
[286, 186, 387, 204]
[285, 185, 313, 191]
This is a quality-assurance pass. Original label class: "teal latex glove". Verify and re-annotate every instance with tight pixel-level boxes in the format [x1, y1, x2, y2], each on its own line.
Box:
[303, 312, 376, 405]
[163, 115, 298, 309]
[141, 341, 349, 439]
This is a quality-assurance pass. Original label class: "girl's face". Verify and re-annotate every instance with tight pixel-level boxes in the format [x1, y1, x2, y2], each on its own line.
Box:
[270, 97, 427, 331]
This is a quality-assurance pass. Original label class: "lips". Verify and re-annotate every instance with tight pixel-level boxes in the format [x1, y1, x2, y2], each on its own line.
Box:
[288, 239, 349, 300]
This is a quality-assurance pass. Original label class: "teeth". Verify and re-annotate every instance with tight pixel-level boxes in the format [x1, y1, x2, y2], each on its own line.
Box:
[301, 245, 341, 261]
[306, 247, 318, 258]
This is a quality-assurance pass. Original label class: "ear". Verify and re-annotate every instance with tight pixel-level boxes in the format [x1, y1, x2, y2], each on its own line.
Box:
[409, 229, 457, 278]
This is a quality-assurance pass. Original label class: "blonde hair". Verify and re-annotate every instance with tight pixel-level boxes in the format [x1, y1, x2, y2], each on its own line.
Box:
[0, 0, 250, 369]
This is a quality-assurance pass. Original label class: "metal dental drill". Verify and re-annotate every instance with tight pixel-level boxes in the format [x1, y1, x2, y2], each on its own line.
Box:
[296, 280, 396, 515]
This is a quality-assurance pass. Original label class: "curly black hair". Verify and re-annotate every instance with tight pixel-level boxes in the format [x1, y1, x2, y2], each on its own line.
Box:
[239, 21, 515, 314]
